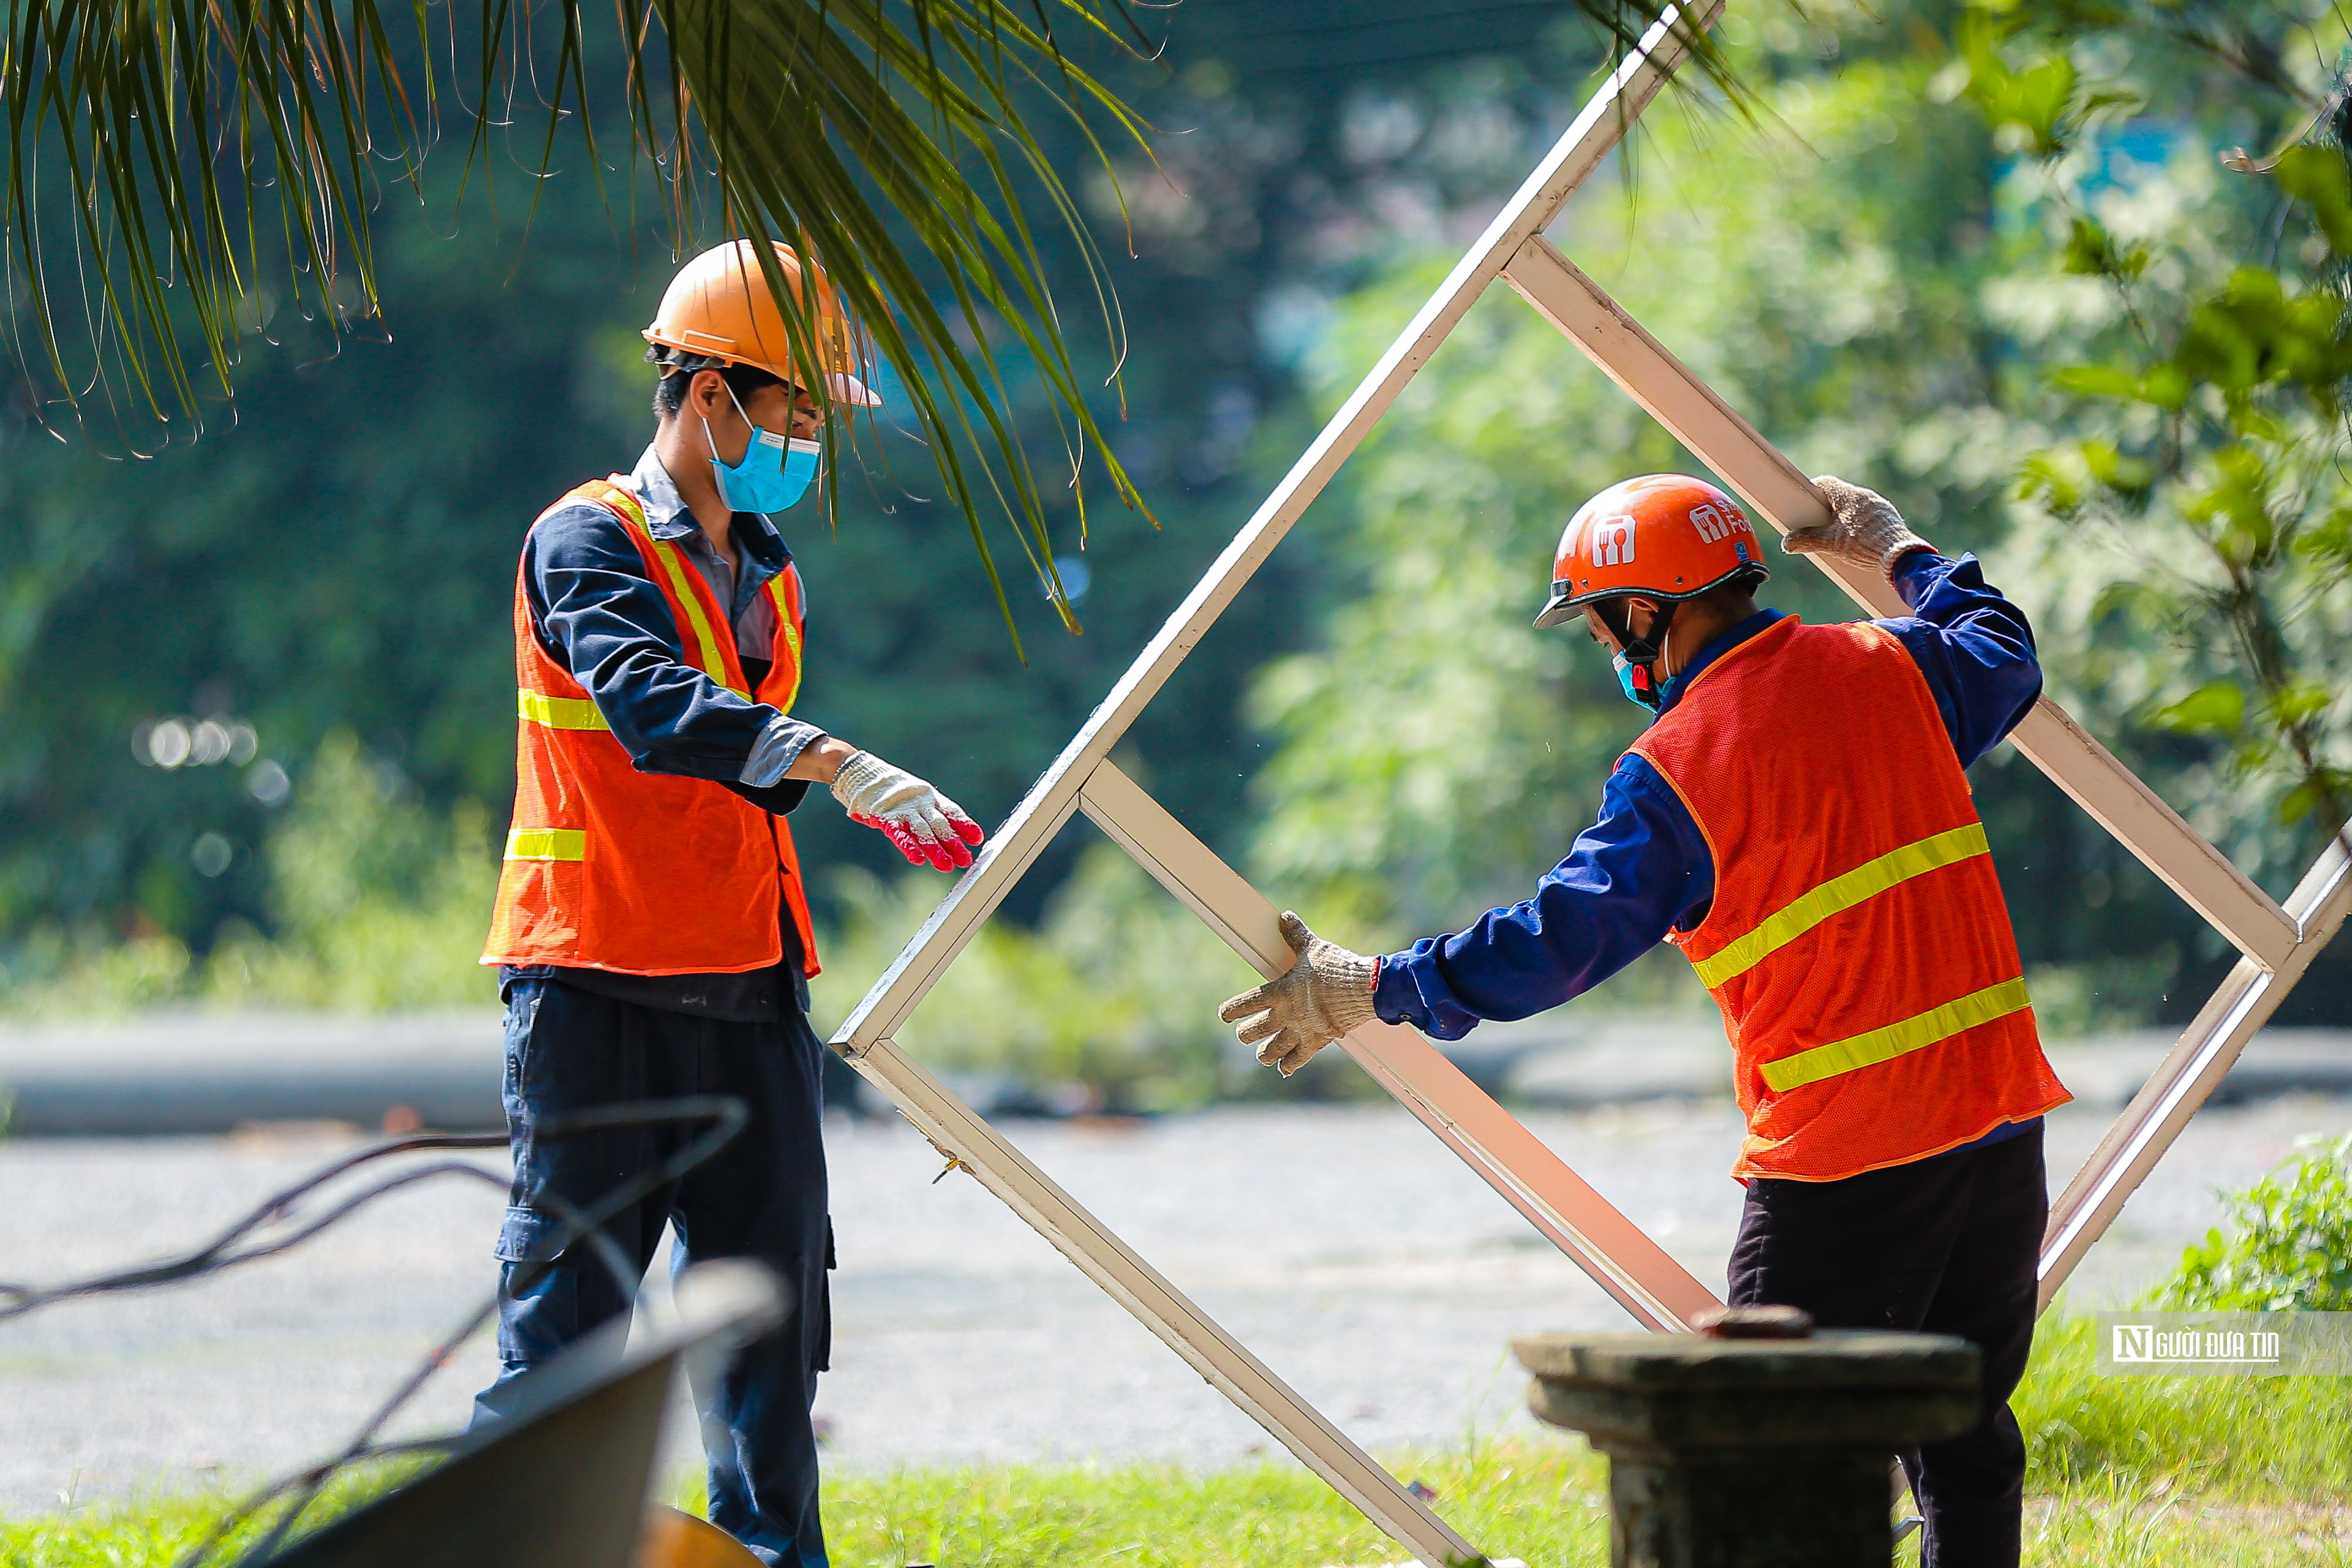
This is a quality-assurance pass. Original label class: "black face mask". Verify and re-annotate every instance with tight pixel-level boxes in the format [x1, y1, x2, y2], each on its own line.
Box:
[1594, 599, 1678, 714]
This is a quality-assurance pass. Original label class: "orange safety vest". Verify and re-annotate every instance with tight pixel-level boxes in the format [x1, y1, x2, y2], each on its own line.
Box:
[1630, 617, 2068, 1182]
[481, 477, 821, 979]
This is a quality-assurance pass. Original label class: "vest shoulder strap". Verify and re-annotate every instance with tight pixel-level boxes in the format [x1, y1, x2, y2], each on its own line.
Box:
[546, 476, 744, 695]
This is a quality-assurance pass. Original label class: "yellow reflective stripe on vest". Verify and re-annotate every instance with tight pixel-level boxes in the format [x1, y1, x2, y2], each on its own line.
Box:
[764, 573, 802, 712]
[594, 482, 744, 696]
[518, 690, 609, 731]
[1758, 976, 2032, 1093]
[1692, 823, 1992, 989]
[646, 536, 742, 695]
[505, 828, 587, 862]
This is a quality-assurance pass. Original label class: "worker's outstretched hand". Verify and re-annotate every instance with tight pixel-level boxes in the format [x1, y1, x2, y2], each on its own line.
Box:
[829, 750, 986, 872]
[1218, 912, 1379, 1077]
[1784, 476, 1932, 579]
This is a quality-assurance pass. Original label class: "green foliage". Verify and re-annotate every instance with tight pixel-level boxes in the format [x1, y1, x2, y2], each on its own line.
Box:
[1253, 0, 2352, 1005]
[2015, 1137, 2352, 1506]
[13, 1401, 2352, 1568]
[2165, 1134, 2352, 1311]
[1246, 34, 2027, 945]
[1243, 270, 1676, 938]
[2, 1449, 1607, 1568]
[810, 843, 1261, 1110]
[2157, 681, 2248, 737]
[1957, 7, 2114, 160]
[2018, 1312, 2352, 1499]
[1986, 4, 2352, 856]
[0, 15, 1415, 968]
[1, 734, 497, 1016]
[809, 1446, 1608, 1568]
[199, 736, 499, 1011]
[5, 2, 1164, 627]
[0, 1465, 409, 1568]
[2021, 952, 2176, 1037]
[18, 1, 2352, 1031]
[2272, 145, 2352, 254]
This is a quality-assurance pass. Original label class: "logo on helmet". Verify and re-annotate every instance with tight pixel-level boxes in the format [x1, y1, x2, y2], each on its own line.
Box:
[1591, 515, 1637, 568]
[1688, 502, 1750, 544]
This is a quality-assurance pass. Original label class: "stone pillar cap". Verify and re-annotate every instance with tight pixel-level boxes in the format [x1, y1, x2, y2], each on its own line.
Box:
[1512, 1330, 1980, 1393]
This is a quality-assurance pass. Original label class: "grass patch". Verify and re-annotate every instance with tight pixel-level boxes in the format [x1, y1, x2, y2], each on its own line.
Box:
[801, 1446, 1606, 1568]
[1, 1491, 232, 1567]
[0, 1452, 1608, 1568]
[2019, 1314, 2352, 1498]
[0, 1468, 412, 1568]
[7, 1320, 2348, 1567]
[2018, 1488, 2352, 1568]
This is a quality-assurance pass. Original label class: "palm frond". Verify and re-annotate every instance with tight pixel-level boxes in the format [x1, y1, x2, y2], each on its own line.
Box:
[0, 1, 1741, 642]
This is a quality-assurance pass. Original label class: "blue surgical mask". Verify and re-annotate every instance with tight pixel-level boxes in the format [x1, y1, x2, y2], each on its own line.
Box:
[1613, 651, 1663, 713]
[703, 388, 820, 513]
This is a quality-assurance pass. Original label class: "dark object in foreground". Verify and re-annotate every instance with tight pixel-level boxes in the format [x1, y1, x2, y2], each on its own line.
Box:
[1513, 1319, 1979, 1568]
[250, 1261, 783, 1568]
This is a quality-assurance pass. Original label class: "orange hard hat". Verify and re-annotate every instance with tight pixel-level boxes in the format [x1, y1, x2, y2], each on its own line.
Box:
[1533, 473, 1768, 628]
[643, 239, 882, 406]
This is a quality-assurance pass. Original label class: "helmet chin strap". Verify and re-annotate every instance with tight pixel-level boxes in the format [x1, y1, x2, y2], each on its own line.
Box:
[1596, 598, 1680, 711]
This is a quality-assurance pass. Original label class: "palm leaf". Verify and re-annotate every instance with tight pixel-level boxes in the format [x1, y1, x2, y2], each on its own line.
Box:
[0, 1, 1740, 644]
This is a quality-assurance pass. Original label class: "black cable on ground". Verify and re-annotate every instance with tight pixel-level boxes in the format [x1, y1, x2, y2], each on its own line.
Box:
[0, 1095, 751, 1566]
[211, 1095, 750, 1567]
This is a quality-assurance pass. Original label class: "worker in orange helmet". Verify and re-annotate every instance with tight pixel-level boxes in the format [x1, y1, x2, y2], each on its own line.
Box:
[1221, 474, 2070, 1567]
[475, 239, 985, 1567]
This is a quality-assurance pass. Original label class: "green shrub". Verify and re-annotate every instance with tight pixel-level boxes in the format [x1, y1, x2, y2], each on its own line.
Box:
[808, 845, 1262, 1111]
[2163, 1133, 2352, 1312]
[200, 734, 499, 1011]
[0, 734, 499, 1017]
[2014, 1137, 2352, 1499]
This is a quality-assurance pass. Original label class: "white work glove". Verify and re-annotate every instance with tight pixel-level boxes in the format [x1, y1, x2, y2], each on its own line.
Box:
[829, 750, 986, 872]
[1218, 912, 1379, 1077]
[1783, 476, 1933, 579]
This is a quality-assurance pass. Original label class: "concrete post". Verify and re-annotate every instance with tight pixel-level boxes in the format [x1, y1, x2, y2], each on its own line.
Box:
[1512, 1310, 1980, 1568]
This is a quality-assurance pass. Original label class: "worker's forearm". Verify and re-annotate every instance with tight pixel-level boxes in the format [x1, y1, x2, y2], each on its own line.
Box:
[532, 512, 782, 781]
[1887, 552, 2043, 765]
[1373, 758, 1712, 1039]
[783, 733, 857, 784]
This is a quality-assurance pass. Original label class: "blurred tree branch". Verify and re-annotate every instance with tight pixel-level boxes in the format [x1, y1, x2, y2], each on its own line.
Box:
[0, 0, 1743, 647]
[1967, 0, 2352, 865]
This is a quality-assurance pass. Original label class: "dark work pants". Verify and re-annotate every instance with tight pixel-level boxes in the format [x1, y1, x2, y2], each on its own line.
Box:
[1726, 1125, 2045, 1568]
[470, 977, 833, 1568]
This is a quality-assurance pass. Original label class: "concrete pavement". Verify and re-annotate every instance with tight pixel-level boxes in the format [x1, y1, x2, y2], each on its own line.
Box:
[4, 1009, 2348, 1133]
[2, 1093, 2346, 1514]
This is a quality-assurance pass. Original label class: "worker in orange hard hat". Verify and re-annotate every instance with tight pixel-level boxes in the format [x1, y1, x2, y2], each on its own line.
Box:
[473, 239, 981, 1568]
[1221, 473, 2070, 1568]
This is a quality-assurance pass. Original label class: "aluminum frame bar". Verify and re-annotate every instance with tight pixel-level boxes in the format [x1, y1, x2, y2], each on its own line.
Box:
[2038, 825, 2352, 1310]
[1498, 236, 2299, 972]
[838, 1035, 1486, 1566]
[1079, 758, 1724, 1331]
[832, 0, 1720, 1060]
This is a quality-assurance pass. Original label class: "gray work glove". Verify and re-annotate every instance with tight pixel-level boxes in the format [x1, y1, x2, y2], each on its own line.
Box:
[1782, 475, 1932, 579]
[1218, 912, 1379, 1077]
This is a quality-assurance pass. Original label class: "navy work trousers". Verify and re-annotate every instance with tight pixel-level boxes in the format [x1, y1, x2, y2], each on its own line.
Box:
[472, 976, 833, 1568]
[1727, 1125, 2045, 1568]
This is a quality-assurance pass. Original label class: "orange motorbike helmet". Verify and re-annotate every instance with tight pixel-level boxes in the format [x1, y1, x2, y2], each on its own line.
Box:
[1536, 474, 1770, 709]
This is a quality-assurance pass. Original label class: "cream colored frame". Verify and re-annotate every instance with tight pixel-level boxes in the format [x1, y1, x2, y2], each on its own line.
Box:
[826, 6, 2352, 1562]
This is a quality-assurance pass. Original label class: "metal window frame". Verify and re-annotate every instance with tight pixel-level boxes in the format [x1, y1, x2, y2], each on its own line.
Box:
[825, 6, 2348, 1561]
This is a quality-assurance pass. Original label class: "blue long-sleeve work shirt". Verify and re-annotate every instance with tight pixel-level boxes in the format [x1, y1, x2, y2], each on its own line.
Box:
[521, 445, 826, 807]
[503, 447, 826, 1019]
[1373, 551, 2044, 1041]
